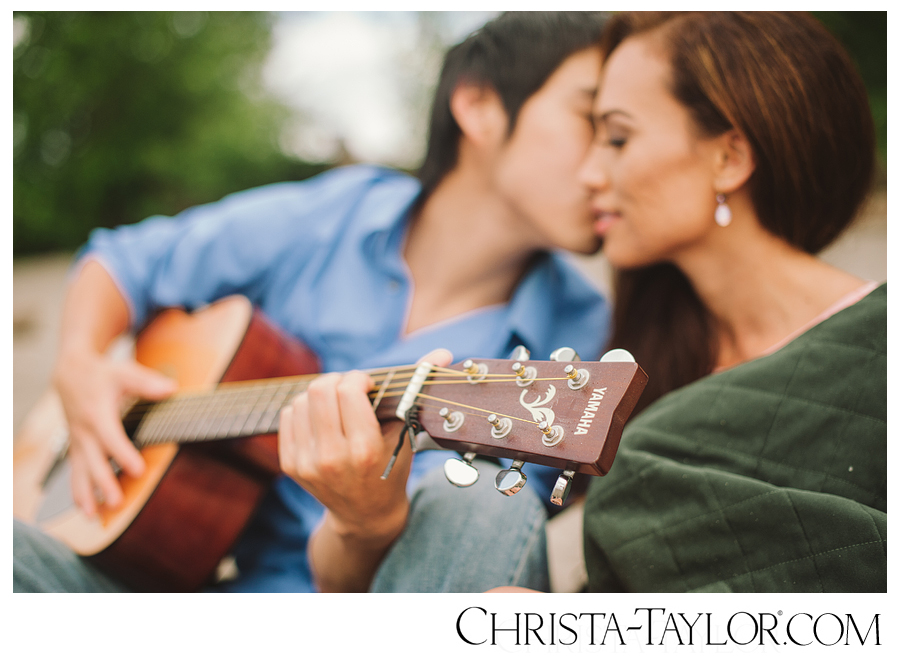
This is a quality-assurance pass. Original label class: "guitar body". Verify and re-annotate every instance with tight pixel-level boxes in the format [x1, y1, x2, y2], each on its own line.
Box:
[13, 295, 320, 592]
[15, 296, 648, 592]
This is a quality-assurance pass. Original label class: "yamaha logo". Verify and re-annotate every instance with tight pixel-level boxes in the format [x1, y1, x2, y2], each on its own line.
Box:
[574, 388, 607, 435]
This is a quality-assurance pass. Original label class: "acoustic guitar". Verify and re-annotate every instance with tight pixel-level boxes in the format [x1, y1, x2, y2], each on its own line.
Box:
[13, 295, 647, 592]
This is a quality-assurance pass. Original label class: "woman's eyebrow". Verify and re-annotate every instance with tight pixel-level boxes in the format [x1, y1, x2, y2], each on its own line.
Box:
[597, 109, 633, 121]
[592, 109, 633, 125]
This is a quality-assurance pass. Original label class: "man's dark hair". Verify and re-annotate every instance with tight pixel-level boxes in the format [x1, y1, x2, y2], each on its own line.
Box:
[417, 11, 607, 199]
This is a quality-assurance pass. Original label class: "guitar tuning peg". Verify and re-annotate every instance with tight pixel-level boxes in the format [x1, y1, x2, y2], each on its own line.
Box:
[564, 364, 590, 390]
[444, 451, 480, 488]
[487, 414, 512, 439]
[550, 346, 581, 362]
[495, 460, 527, 496]
[550, 469, 576, 506]
[509, 345, 531, 361]
[599, 348, 635, 363]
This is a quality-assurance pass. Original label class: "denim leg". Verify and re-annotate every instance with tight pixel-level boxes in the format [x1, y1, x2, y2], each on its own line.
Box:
[371, 460, 550, 593]
[13, 519, 130, 593]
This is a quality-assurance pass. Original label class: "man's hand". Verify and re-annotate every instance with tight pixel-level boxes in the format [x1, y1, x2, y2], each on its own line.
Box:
[53, 349, 177, 516]
[278, 348, 453, 591]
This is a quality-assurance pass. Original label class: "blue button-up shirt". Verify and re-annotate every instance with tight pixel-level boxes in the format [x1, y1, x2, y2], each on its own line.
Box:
[81, 164, 610, 591]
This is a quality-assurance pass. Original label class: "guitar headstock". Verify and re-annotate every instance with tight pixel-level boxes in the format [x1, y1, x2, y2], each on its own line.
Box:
[411, 347, 647, 505]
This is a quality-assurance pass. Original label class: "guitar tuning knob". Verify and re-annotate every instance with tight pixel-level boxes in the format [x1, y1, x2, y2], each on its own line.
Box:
[599, 348, 635, 363]
[444, 451, 480, 488]
[510, 345, 531, 361]
[551, 469, 576, 506]
[550, 346, 581, 362]
[495, 460, 527, 496]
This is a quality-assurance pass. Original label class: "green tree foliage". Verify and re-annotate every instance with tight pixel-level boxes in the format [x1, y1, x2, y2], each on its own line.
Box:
[13, 11, 327, 256]
[814, 11, 887, 170]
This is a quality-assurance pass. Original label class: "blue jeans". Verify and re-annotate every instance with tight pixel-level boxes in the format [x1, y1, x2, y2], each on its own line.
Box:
[13, 518, 129, 592]
[13, 460, 549, 593]
[371, 460, 549, 592]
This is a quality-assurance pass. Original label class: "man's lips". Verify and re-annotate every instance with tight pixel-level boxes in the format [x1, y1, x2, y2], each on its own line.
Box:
[592, 209, 620, 236]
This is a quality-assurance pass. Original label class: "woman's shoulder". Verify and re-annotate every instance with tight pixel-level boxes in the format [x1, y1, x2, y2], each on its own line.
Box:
[804, 280, 885, 355]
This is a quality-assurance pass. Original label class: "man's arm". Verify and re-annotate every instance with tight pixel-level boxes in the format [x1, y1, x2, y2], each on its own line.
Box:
[52, 259, 176, 515]
[278, 350, 453, 592]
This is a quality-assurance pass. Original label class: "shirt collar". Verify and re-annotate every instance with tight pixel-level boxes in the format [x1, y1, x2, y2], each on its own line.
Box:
[505, 252, 608, 360]
[357, 167, 422, 267]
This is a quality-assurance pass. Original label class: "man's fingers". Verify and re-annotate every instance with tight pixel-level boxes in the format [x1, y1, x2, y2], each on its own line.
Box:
[337, 371, 384, 452]
[277, 405, 295, 474]
[69, 431, 124, 512]
[79, 439, 124, 509]
[69, 450, 97, 517]
[119, 361, 178, 400]
[306, 374, 344, 448]
[94, 418, 144, 477]
[418, 348, 453, 368]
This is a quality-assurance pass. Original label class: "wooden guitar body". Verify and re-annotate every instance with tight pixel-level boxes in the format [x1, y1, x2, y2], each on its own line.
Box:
[14, 295, 648, 593]
[13, 296, 320, 592]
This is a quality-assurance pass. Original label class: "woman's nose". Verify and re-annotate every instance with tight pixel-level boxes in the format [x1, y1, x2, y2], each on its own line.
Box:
[578, 143, 608, 191]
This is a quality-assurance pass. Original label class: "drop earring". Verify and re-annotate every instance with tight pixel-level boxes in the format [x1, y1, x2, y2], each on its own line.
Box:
[715, 193, 732, 227]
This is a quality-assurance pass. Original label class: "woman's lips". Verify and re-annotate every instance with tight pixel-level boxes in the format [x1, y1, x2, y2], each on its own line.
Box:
[592, 209, 620, 236]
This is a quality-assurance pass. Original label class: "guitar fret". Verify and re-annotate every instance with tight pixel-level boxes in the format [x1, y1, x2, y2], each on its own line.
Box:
[222, 381, 279, 439]
[208, 386, 243, 441]
[133, 398, 173, 446]
[196, 387, 236, 442]
[256, 381, 299, 435]
[130, 369, 406, 448]
[168, 391, 197, 444]
[183, 393, 215, 443]
[214, 387, 249, 440]
[223, 383, 270, 439]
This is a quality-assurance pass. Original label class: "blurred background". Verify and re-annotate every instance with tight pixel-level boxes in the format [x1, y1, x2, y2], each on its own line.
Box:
[13, 11, 887, 432]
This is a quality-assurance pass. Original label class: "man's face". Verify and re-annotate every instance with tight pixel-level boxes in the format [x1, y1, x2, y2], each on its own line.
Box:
[491, 46, 602, 254]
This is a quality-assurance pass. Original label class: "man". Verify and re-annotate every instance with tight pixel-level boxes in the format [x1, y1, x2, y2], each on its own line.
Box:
[14, 11, 609, 592]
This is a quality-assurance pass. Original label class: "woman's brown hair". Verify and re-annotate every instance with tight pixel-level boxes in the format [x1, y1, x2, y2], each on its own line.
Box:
[601, 12, 877, 414]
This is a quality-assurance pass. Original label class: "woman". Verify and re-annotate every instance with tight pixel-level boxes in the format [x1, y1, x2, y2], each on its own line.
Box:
[579, 11, 885, 592]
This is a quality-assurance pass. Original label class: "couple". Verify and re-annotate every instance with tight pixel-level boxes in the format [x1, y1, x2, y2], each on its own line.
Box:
[15, 11, 885, 593]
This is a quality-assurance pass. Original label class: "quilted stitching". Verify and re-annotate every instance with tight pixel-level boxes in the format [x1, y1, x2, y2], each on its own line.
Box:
[583, 284, 887, 593]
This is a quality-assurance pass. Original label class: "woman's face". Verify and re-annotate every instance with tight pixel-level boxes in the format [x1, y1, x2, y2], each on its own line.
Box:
[579, 36, 725, 269]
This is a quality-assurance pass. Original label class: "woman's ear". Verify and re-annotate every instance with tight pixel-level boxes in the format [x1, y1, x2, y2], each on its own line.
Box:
[712, 129, 756, 193]
[449, 82, 508, 150]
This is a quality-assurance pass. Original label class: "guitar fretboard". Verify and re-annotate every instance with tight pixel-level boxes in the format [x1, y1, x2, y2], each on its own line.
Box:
[124, 371, 406, 447]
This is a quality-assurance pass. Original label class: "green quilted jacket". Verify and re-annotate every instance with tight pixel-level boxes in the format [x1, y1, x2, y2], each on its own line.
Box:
[583, 284, 887, 592]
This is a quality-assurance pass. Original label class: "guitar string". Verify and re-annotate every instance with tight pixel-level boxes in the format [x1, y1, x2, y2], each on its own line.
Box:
[126, 367, 574, 442]
[126, 371, 573, 421]
[125, 374, 572, 423]
[123, 371, 571, 415]
[121, 362, 559, 409]
[122, 374, 570, 412]
[135, 389, 544, 447]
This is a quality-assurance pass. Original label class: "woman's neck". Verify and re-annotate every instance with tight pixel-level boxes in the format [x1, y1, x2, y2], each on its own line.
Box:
[676, 225, 866, 370]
